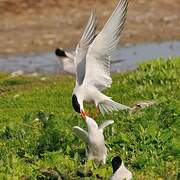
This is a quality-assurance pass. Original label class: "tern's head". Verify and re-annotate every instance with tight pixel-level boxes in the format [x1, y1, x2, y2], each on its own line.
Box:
[85, 116, 98, 129]
[55, 48, 67, 57]
[72, 94, 86, 119]
[112, 156, 122, 173]
[72, 94, 81, 113]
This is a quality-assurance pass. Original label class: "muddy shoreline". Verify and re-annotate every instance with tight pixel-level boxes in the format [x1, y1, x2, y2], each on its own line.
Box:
[0, 0, 180, 55]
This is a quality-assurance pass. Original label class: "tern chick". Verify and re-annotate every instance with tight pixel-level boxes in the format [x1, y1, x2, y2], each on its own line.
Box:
[73, 116, 114, 164]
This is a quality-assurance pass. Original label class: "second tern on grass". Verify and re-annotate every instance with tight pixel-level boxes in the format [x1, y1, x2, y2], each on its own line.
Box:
[71, 0, 130, 118]
[73, 116, 114, 164]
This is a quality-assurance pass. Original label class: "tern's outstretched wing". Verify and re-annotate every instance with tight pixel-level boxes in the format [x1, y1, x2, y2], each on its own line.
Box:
[75, 10, 97, 86]
[99, 120, 114, 132]
[83, 0, 128, 91]
[73, 126, 89, 144]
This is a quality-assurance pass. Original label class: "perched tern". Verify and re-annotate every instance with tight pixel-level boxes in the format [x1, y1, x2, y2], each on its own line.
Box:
[55, 48, 75, 74]
[110, 156, 132, 180]
[55, 48, 75, 60]
[55, 48, 124, 75]
[70, 0, 130, 118]
[73, 116, 114, 163]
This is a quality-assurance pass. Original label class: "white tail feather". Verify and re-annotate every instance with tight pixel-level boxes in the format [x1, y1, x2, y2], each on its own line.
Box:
[99, 99, 131, 115]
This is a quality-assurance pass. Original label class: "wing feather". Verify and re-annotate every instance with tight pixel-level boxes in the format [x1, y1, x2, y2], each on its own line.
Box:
[99, 120, 114, 131]
[73, 126, 89, 144]
[83, 0, 128, 90]
[75, 10, 97, 86]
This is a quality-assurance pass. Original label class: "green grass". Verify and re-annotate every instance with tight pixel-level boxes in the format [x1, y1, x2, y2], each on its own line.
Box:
[0, 57, 179, 179]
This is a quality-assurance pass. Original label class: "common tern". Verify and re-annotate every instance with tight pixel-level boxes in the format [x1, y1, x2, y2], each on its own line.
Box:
[55, 48, 124, 75]
[110, 156, 132, 180]
[73, 116, 114, 163]
[70, 0, 130, 118]
[55, 48, 75, 74]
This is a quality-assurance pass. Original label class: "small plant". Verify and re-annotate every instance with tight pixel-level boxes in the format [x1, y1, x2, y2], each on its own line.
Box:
[2, 79, 30, 86]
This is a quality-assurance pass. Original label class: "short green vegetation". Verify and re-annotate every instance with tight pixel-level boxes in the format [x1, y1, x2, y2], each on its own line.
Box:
[0, 57, 179, 179]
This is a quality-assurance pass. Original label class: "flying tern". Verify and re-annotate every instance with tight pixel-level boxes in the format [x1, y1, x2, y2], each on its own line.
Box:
[70, 0, 130, 118]
[73, 116, 114, 163]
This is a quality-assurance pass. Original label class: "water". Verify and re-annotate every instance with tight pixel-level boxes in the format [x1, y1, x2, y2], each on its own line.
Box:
[112, 40, 180, 72]
[0, 41, 179, 74]
[0, 52, 63, 74]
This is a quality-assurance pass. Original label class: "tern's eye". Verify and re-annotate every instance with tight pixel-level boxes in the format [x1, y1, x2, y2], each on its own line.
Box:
[72, 94, 80, 113]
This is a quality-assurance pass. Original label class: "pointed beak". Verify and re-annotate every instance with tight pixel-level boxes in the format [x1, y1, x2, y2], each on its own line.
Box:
[80, 110, 86, 119]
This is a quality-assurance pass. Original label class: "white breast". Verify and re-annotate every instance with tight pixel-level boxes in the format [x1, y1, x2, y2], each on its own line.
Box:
[110, 163, 132, 180]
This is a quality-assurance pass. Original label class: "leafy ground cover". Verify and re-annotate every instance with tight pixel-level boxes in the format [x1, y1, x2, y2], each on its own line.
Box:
[0, 57, 179, 179]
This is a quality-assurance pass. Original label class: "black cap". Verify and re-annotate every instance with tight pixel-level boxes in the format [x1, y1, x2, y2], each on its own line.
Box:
[55, 48, 67, 57]
[72, 94, 81, 113]
[112, 156, 122, 173]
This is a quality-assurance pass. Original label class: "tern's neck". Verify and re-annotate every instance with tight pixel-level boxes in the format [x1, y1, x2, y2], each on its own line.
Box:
[86, 119, 99, 133]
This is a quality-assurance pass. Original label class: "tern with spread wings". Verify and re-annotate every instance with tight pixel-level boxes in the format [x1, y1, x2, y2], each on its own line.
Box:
[73, 116, 114, 163]
[71, 0, 130, 118]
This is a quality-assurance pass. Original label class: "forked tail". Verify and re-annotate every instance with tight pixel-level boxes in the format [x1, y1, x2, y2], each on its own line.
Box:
[99, 99, 131, 115]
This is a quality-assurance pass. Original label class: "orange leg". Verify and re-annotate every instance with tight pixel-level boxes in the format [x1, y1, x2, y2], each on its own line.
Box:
[93, 106, 99, 120]
[81, 109, 91, 119]
[81, 110, 86, 119]
[86, 109, 90, 117]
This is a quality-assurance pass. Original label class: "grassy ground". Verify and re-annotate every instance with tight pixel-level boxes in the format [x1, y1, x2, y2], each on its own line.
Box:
[0, 58, 179, 179]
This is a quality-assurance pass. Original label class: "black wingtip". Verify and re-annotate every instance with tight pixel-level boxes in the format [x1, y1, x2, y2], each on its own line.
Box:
[112, 156, 122, 173]
[55, 48, 67, 57]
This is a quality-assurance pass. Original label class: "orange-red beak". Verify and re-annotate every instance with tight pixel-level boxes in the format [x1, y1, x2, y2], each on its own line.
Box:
[80, 110, 86, 119]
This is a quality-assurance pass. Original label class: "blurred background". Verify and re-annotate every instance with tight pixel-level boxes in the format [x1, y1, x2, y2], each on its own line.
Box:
[0, 0, 180, 73]
[1, 0, 180, 55]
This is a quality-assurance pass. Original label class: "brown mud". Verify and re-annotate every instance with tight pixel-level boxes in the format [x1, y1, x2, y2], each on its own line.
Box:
[0, 0, 179, 55]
